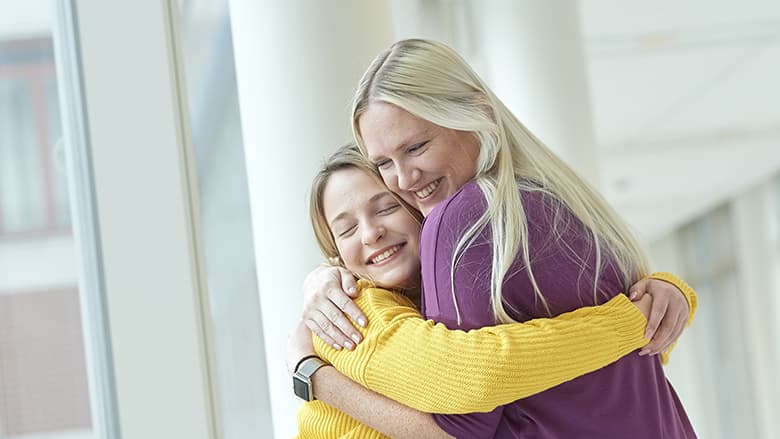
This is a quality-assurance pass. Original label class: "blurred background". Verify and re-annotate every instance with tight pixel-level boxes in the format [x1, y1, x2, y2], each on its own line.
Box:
[0, 0, 778, 438]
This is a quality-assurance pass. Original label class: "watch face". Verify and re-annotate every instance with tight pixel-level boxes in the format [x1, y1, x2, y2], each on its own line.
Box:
[293, 375, 311, 401]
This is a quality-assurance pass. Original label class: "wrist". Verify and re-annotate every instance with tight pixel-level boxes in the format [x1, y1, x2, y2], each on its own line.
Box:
[292, 356, 329, 401]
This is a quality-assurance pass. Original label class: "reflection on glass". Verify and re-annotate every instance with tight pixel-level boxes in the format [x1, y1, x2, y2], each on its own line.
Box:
[681, 207, 756, 439]
[177, 0, 272, 437]
[0, 8, 93, 439]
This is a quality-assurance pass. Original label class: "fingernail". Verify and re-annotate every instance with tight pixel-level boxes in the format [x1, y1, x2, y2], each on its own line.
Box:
[629, 291, 637, 300]
[357, 317, 367, 327]
[348, 287, 356, 294]
[332, 343, 342, 350]
[344, 341, 354, 350]
[351, 334, 361, 344]
[639, 349, 648, 356]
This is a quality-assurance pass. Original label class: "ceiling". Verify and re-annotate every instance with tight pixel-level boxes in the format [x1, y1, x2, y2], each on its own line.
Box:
[2, 0, 777, 241]
[580, 0, 780, 239]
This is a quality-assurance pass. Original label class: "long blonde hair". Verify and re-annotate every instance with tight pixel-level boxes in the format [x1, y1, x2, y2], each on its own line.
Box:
[351, 39, 649, 323]
[309, 142, 423, 268]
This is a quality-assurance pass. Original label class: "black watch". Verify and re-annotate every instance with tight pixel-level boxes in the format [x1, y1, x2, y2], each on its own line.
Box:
[293, 356, 327, 401]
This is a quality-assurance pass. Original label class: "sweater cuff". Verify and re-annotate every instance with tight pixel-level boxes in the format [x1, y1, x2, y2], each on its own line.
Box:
[646, 272, 698, 327]
[596, 294, 648, 353]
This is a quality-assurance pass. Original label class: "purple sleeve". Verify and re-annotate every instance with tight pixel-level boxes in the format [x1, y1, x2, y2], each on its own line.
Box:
[420, 183, 506, 436]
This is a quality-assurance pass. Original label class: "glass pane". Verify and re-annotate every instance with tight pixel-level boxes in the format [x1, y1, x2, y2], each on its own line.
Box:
[177, 0, 272, 437]
[681, 206, 758, 438]
[0, 3, 113, 439]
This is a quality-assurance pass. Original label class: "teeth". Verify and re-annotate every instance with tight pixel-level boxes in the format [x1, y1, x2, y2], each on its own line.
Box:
[415, 179, 440, 199]
[371, 245, 401, 264]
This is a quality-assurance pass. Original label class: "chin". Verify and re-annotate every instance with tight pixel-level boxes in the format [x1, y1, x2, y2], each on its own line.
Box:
[373, 269, 414, 290]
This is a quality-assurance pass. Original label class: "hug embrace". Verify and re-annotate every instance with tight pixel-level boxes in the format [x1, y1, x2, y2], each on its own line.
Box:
[287, 39, 697, 439]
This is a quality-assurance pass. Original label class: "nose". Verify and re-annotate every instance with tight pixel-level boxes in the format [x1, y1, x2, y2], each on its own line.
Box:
[361, 220, 385, 245]
[396, 162, 420, 191]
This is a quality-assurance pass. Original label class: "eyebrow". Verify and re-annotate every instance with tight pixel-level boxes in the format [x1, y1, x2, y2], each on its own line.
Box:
[329, 191, 395, 227]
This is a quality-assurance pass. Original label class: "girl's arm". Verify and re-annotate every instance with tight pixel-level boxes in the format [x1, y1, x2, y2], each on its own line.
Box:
[307, 284, 656, 414]
[309, 367, 452, 439]
[289, 321, 452, 439]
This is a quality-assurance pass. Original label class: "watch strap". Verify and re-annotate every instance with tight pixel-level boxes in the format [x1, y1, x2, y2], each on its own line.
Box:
[294, 355, 319, 374]
[296, 356, 327, 379]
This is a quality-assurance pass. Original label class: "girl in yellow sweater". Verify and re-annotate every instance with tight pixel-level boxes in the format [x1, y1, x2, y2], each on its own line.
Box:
[287, 144, 695, 438]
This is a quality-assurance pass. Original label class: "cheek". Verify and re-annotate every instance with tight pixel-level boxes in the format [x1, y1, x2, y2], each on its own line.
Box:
[336, 239, 363, 270]
[450, 154, 477, 183]
[425, 150, 453, 177]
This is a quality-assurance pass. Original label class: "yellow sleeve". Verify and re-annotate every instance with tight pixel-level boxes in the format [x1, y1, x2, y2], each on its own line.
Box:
[313, 286, 648, 414]
[645, 271, 698, 364]
[295, 401, 387, 439]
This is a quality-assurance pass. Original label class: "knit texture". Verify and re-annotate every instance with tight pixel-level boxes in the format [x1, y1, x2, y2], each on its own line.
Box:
[295, 401, 387, 439]
[295, 273, 697, 437]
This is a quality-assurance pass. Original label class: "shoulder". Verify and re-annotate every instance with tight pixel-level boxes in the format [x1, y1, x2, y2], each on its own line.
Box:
[425, 181, 487, 236]
[353, 282, 420, 324]
[517, 185, 572, 233]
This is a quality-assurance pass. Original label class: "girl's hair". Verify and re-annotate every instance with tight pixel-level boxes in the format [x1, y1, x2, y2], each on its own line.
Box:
[310, 142, 423, 268]
[351, 38, 650, 323]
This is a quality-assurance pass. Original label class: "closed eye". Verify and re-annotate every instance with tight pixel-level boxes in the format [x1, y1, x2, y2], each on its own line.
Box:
[378, 204, 401, 215]
[407, 141, 428, 154]
[375, 158, 392, 169]
[337, 224, 357, 237]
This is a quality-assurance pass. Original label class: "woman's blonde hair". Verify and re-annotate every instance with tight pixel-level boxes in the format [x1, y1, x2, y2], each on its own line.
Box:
[310, 142, 423, 268]
[351, 39, 650, 323]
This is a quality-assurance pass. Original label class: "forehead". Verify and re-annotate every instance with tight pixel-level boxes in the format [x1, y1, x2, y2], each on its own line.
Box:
[358, 102, 434, 158]
[322, 168, 388, 221]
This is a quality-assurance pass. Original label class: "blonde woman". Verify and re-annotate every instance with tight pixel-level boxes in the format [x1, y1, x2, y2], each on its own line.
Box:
[289, 144, 693, 438]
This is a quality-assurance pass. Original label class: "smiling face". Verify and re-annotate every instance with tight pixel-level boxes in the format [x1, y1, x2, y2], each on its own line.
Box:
[322, 167, 421, 290]
[358, 101, 481, 216]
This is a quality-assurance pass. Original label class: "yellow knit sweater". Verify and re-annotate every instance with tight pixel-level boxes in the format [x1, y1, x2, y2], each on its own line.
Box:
[295, 272, 697, 438]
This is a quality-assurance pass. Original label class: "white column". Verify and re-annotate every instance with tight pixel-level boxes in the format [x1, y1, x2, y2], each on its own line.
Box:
[227, 2, 394, 437]
[472, 0, 600, 185]
[730, 181, 780, 439]
[391, 0, 456, 45]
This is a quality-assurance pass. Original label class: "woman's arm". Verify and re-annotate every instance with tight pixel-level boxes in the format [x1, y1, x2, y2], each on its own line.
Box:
[309, 284, 654, 414]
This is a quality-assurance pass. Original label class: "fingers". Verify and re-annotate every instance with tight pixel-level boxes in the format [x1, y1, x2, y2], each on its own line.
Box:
[628, 278, 649, 301]
[335, 269, 366, 327]
[303, 318, 341, 351]
[643, 295, 669, 341]
[306, 302, 359, 350]
[637, 278, 691, 356]
[640, 303, 690, 356]
[339, 268, 359, 298]
[324, 291, 364, 346]
[651, 309, 687, 355]
[633, 294, 653, 321]
[640, 309, 673, 356]
[301, 264, 365, 350]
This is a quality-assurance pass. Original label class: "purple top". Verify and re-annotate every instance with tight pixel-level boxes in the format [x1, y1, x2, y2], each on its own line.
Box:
[420, 181, 695, 438]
